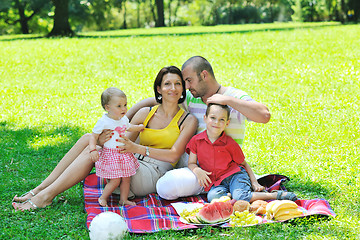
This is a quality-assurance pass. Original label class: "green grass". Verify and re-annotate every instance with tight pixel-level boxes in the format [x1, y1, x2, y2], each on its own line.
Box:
[1, 22, 359, 239]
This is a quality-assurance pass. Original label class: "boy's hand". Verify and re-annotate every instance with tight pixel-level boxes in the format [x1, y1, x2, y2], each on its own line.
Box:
[90, 151, 99, 162]
[193, 167, 212, 188]
[252, 181, 265, 192]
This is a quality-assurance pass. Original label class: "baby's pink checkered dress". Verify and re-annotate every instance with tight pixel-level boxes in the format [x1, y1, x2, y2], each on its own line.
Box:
[95, 147, 139, 179]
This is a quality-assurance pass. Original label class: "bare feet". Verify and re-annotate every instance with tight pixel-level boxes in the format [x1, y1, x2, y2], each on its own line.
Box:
[98, 197, 108, 207]
[119, 199, 136, 206]
[13, 190, 36, 203]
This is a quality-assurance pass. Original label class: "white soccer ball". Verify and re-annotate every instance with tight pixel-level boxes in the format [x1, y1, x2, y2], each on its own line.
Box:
[89, 211, 128, 240]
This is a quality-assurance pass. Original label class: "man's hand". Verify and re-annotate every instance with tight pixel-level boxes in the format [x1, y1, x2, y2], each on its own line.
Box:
[193, 167, 212, 188]
[97, 129, 113, 146]
[206, 94, 229, 105]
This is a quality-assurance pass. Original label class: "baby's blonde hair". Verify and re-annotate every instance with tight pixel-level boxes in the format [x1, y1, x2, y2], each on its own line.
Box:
[101, 87, 126, 110]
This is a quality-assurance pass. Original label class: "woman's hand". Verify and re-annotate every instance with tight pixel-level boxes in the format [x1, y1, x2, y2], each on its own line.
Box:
[116, 135, 138, 153]
[97, 129, 113, 146]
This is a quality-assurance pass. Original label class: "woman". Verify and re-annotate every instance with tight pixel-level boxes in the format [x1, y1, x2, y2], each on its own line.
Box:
[13, 66, 198, 211]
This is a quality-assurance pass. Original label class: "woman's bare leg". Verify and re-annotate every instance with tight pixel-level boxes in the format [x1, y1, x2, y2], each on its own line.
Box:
[13, 134, 91, 202]
[13, 145, 95, 211]
[98, 178, 121, 207]
[119, 177, 136, 206]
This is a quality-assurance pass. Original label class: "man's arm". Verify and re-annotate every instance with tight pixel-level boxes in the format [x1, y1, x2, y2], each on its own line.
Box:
[126, 97, 157, 121]
[206, 94, 271, 123]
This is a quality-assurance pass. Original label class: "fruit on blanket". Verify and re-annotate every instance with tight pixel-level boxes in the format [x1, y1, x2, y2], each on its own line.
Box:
[197, 203, 222, 224]
[271, 200, 298, 215]
[180, 201, 233, 224]
[210, 195, 231, 203]
[197, 201, 234, 224]
[266, 200, 302, 221]
[229, 210, 260, 227]
[274, 208, 303, 221]
[180, 207, 202, 224]
[249, 200, 268, 215]
[233, 200, 250, 213]
[89, 211, 128, 240]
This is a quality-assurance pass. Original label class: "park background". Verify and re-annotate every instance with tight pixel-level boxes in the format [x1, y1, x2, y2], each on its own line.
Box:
[1, 0, 360, 239]
[0, 0, 359, 36]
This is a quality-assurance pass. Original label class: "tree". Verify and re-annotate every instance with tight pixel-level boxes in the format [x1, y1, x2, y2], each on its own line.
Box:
[1, 0, 50, 34]
[48, 0, 74, 37]
[155, 0, 165, 26]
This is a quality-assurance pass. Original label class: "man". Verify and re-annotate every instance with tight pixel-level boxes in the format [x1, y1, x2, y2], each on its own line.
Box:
[127, 56, 270, 200]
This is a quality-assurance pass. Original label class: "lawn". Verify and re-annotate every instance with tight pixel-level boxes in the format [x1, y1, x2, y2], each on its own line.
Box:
[0, 22, 359, 239]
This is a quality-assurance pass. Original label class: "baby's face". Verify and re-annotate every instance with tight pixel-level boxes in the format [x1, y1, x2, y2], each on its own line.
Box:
[106, 96, 127, 120]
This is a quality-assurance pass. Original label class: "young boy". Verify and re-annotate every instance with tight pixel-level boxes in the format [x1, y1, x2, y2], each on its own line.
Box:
[186, 103, 297, 203]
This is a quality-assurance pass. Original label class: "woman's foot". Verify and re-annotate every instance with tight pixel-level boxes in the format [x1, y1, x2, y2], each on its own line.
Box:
[12, 199, 38, 211]
[12, 194, 52, 212]
[98, 197, 108, 207]
[119, 199, 136, 206]
[13, 190, 36, 203]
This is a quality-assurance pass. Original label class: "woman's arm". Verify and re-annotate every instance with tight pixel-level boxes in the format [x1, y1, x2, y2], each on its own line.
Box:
[119, 110, 198, 164]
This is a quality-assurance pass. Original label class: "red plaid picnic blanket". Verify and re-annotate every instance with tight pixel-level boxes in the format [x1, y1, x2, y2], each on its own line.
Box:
[83, 173, 335, 233]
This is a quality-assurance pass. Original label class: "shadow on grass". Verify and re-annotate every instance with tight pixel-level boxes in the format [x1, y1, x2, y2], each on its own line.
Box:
[0, 22, 343, 42]
[0, 121, 85, 191]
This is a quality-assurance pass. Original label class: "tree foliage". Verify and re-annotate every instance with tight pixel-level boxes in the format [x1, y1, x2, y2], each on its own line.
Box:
[0, 0, 359, 35]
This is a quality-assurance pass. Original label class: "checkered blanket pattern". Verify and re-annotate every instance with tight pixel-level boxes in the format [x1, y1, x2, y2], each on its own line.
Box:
[83, 173, 335, 233]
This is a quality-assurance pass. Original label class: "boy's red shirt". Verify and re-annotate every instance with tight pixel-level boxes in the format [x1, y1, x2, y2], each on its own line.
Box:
[186, 130, 245, 191]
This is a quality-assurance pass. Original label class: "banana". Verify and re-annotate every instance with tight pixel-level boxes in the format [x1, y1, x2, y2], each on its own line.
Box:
[274, 208, 303, 221]
[270, 200, 298, 216]
[266, 200, 280, 213]
[274, 208, 303, 219]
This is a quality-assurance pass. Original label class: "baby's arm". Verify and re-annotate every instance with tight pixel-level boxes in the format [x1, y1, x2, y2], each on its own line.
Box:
[89, 133, 100, 162]
[240, 160, 265, 192]
[127, 123, 145, 133]
[188, 152, 212, 188]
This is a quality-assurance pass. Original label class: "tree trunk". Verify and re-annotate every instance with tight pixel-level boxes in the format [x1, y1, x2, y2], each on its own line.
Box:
[48, 0, 74, 37]
[155, 0, 165, 27]
[137, 0, 140, 28]
[150, 0, 157, 26]
[123, 0, 127, 29]
[168, 0, 172, 26]
[14, 0, 29, 34]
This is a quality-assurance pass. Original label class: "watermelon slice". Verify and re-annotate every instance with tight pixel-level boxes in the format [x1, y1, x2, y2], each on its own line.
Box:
[196, 201, 234, 224]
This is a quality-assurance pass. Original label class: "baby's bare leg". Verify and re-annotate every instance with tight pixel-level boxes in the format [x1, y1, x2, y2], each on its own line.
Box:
[119, 177, 136, 206]
[99, 178, 121, 207]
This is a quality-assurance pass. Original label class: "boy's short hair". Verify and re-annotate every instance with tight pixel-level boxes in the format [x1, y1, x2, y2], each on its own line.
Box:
[101, 87, 126, 110]
[206, 103, 230, 120]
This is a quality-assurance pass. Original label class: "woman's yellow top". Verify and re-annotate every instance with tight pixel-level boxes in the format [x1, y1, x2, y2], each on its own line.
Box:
[139, 105, 184, 167]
